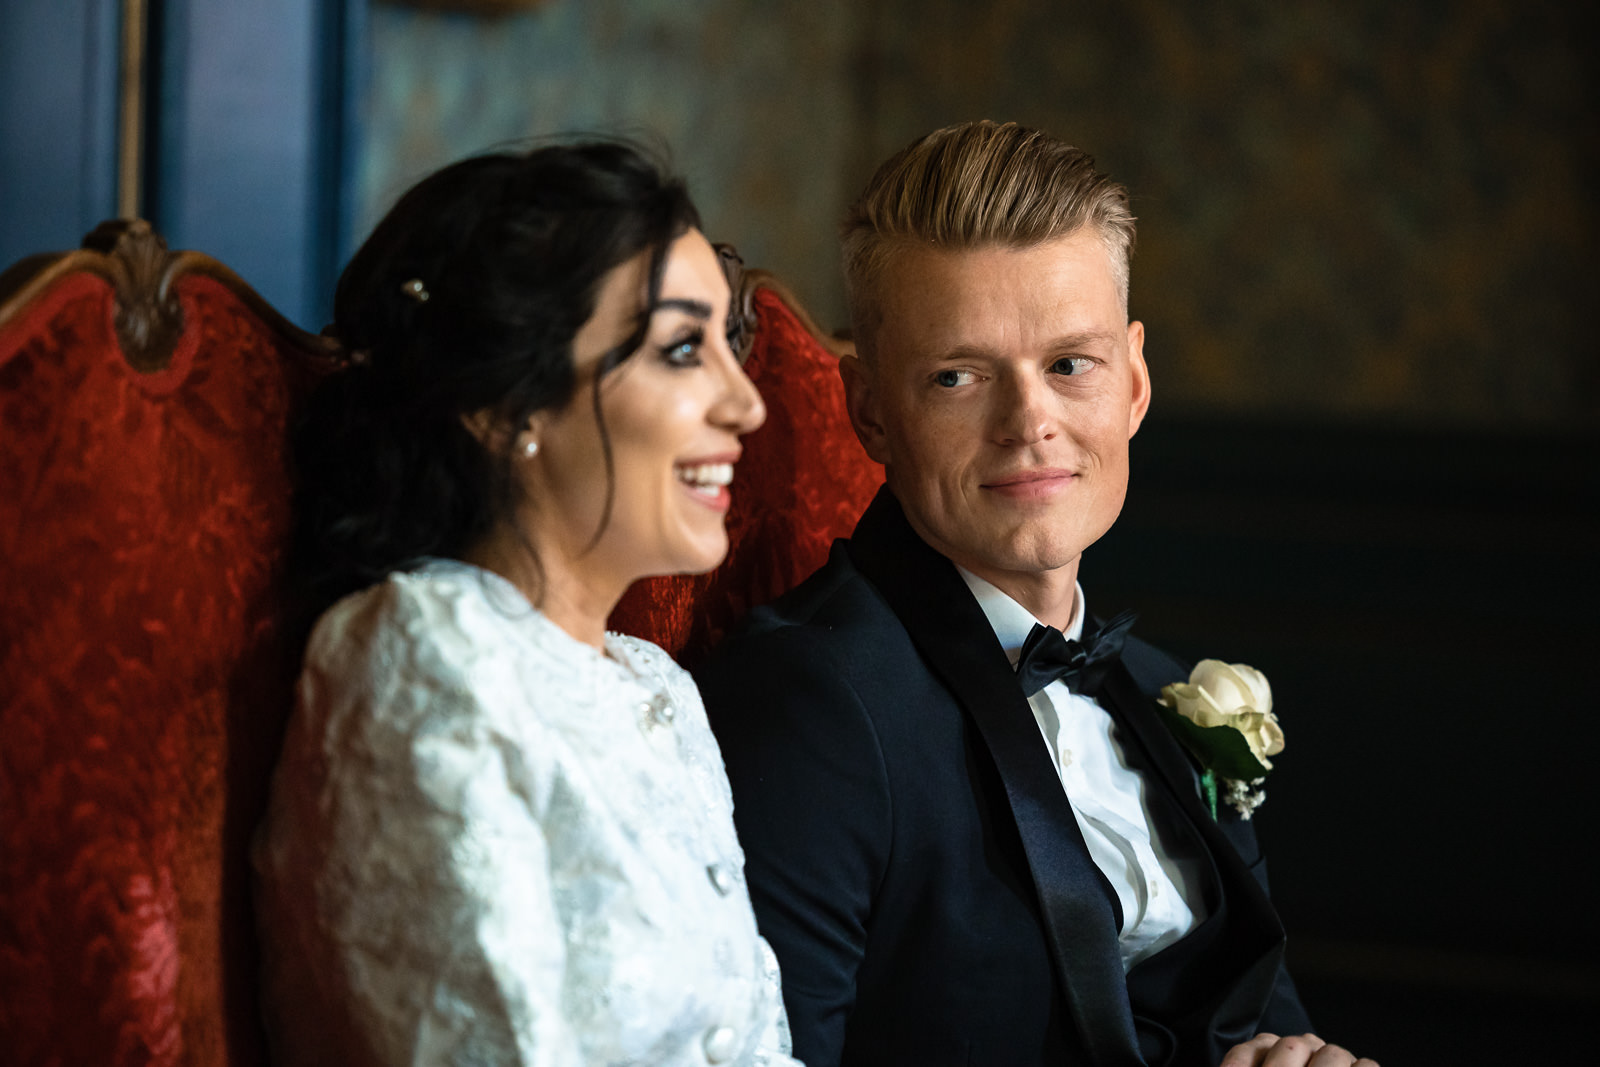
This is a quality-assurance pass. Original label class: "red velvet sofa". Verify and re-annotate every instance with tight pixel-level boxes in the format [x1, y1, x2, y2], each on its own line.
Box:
[0, 222, 881, 1066]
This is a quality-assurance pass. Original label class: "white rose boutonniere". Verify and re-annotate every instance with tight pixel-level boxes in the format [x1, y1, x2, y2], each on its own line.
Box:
[1156, 660, 1284, 820]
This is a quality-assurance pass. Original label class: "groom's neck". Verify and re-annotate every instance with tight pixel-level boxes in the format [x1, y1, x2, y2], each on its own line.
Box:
[948, 558, 1082, 633]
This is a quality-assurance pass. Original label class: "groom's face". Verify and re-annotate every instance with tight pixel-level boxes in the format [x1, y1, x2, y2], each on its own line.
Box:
[842, 228, 1151, 588]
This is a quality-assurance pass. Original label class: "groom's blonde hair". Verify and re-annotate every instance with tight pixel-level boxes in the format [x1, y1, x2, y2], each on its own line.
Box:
[841, 120, 1137, 354]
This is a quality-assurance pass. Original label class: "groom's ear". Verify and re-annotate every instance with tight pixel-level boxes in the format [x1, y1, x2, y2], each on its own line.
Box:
[840, 353, 892, 466]
[1125, 319, 1151, 439]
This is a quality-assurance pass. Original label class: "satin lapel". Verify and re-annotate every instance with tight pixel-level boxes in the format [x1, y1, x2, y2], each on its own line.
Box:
[1097, 661, 1279, 920]
[1098, 657, 1287, 1043]
[847, 490, 1145, 1067]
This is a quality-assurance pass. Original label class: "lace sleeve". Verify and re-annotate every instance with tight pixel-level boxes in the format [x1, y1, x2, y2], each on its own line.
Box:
[255, 579, 584, 1066]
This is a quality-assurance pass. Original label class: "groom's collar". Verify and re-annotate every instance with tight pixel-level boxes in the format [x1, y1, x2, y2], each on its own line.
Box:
[957, 568, 1087, 662]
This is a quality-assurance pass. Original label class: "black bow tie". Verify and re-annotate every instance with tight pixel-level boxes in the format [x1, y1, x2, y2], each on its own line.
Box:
[1014, 609, 1138, 698]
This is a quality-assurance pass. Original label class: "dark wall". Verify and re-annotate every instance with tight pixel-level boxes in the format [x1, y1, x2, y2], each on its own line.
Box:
[1090, 418, 1598, 1062]
[365, 0, 1597, 433]
[840, 0, 1598, 432]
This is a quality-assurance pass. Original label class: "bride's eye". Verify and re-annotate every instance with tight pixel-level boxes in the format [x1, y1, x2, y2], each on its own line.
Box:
[661, 330, 705, 367]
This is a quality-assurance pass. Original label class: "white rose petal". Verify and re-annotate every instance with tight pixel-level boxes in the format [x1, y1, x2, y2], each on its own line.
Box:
[1234, 664, 1274, 714]
[1161, 660, 1284, 768]
[1190, 659, 1272, 717]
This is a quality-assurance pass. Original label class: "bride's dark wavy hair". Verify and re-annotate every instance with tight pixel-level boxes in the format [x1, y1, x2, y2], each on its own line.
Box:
[291, 139, 701, 620]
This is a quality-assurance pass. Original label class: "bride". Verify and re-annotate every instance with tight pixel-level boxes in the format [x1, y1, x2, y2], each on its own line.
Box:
[252, 140, 799, 1066]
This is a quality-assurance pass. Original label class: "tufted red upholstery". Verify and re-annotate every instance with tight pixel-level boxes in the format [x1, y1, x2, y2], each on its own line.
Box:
[0, 250, 330, 1066]
[609, 284, 884, 667]
[0, 235, 879, 1066]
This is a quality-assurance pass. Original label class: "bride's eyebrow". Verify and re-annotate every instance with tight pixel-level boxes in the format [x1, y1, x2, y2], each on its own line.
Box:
[652, 297, 712, 320]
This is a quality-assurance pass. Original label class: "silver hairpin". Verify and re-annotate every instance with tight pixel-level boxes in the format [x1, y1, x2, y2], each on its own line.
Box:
[400, 278, 430, 304]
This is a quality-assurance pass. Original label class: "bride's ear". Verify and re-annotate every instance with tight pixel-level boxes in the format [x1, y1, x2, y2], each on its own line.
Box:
[461, 408, 510, 452]
[463, 408, 548, 463]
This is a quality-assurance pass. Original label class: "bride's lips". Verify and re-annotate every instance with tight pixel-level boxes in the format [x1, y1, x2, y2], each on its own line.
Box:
[980, 468, 1076, 501]
[675, 451, 741, 512]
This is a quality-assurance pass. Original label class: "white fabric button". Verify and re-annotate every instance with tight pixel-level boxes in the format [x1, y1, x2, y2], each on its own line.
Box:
[702, 1025, 738, 1062]
[706, 863, 734, 896]
[638, 694, 675, 726]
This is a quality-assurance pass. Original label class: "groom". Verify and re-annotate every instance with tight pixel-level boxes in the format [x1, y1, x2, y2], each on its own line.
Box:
[697, 122, 1374, 1067]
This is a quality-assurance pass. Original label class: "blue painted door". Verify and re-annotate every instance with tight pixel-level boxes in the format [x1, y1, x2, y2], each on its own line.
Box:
[0, 0, 359, 329]
[0, 0, 120, 268]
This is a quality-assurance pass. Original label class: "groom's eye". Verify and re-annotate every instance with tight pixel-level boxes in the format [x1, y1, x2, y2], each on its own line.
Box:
[1050, 357, 1093, 376]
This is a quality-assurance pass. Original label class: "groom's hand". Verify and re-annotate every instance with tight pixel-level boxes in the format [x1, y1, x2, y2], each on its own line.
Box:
[1220, 1032, 1379, 1067]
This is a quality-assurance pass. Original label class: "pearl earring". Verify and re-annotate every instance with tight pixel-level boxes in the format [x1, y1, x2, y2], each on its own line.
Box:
[522, 438, 539, 458]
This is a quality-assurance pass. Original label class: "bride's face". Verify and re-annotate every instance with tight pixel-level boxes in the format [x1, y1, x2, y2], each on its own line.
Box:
[525, 228, 766, 591]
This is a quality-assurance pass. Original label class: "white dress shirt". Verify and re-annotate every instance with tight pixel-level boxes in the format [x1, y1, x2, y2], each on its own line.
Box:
[957, 569, 1208, 971]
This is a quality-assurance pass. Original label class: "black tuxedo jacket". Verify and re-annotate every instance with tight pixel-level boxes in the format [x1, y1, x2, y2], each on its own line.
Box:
[697, 490, 1310, 1067]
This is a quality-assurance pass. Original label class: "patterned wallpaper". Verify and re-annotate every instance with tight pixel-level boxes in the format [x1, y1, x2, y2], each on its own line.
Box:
[361, 0, 1596, 430]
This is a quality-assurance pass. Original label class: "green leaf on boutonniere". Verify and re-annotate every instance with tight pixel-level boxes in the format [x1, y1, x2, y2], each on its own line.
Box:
[1154, 700, 1273, 783]
[1199, 769, 1218, 821]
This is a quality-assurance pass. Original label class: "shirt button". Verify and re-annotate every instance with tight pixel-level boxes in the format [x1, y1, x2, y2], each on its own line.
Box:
[702, 1025, 738, 1062]
[707, 862, 735, 896]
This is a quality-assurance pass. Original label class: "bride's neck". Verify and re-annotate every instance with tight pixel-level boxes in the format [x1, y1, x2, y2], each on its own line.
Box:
[460, 524, 620, 651]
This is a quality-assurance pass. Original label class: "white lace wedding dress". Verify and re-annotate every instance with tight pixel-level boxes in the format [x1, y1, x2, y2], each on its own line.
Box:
[252, 559, 799, 1066]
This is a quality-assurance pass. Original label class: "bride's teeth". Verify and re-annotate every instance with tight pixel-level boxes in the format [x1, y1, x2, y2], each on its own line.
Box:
[676, 463, 734, 488]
